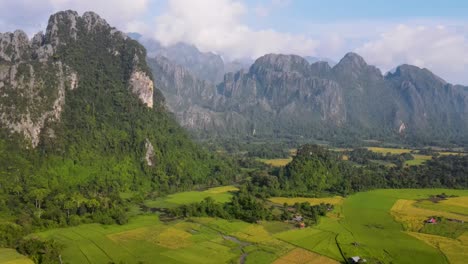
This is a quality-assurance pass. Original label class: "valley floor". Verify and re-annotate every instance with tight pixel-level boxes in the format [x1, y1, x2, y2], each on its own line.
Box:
[5, 188, 468, 264]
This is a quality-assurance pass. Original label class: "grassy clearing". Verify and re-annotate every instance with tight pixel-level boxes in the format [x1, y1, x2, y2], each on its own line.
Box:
[405, 154, 432, 166]
[0, 248, 33, 264]
[144, 185, 238, 209]
[367, 147, 413, 154]
[269, 196, 343, 206]
[439, 151, 466, 156]
[273, 248, 339, 264]
[257, 158, 293, 167]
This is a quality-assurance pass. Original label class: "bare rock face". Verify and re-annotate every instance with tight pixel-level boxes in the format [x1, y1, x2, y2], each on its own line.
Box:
[144, 139, 155, 166]
[129, 70, 154, 108]
[0, 30, 31, 62]
[0, 62, 76, 147]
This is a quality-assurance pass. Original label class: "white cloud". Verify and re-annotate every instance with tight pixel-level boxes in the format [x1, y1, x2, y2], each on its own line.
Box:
[356, 24, 468, 85]
[152, 0, 318, 60]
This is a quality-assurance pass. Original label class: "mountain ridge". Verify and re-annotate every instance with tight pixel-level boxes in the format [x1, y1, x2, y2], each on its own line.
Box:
[149, 51, 468, 145]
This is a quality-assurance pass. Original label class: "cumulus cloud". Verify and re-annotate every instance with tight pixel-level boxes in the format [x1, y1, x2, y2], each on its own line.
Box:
[152, 0, 318, 60]
[356, 24, 468, 85]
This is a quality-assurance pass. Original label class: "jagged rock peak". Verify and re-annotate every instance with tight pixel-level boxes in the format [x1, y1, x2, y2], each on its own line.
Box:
[336, 52, 368, 69]
[251, 54, 310, 74]
[45, 10, 79, 44]
[333, 52, 382, 80]
[45, 10, 112, 46]
[82, 11, 110, 31]
[0, 30, 31, 62]
[388, 64, 447, 85]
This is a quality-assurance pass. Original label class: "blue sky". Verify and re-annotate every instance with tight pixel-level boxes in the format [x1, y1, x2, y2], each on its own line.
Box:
[0, 0, 467, 84]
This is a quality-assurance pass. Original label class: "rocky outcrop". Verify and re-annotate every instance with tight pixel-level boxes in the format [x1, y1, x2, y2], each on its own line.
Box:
[0, 10, 157, 147]
[0, 62, 76, 147]
[144, 139, 155, 166]
[129, 70, 154, 108]
[0, 31, 31, 62]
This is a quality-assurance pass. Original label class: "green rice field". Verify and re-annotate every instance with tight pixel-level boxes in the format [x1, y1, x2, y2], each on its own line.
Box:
[14, 188, 468, 263]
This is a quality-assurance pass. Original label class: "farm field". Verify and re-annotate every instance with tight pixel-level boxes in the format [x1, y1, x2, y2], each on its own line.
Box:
[144, 185, 238, 209]
[367, 146, 413, 154]
[21, 188, 468, 264]
[414, 196, 468, 216]
[272, 248, 339, 264]
[407, 232, 468, 264]
[366, 146, 465, 166]
[274, 189, 468, 264]
[32, 214, 338, 264]
[0, 248, 33, 264]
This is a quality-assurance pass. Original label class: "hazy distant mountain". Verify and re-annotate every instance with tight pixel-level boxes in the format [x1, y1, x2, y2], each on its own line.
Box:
[129, 33, 225, 83]
[149, 52, 468, 144]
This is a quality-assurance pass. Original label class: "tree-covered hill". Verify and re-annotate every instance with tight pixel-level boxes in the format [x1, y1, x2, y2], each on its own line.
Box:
[0, 10, 237, 232]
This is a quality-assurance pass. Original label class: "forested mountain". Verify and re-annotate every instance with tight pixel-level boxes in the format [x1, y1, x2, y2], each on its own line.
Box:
[0, 10, 236, 228]
[149, 52, 468, 146]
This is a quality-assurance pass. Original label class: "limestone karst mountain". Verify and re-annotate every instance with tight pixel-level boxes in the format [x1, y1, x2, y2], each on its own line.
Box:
[149, 52, 468, 144]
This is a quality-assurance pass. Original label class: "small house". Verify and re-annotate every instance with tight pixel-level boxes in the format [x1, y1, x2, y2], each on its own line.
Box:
[292, 215, 303, 222]
[426, 217, 437, 224]
[349, 256, 366, 263]
[298, 222, 305, 228]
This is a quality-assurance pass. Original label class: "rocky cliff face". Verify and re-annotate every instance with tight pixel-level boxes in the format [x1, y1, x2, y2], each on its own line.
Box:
[149, 51, 468, 143]
[148, 56, 249, 136]
[0, 10, 155, 147]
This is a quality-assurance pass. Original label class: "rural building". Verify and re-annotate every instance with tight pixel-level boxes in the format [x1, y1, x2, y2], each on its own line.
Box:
[292, 215, 303, 222]
[426, 217, 437, 224]
[349, 256, 367, 263]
